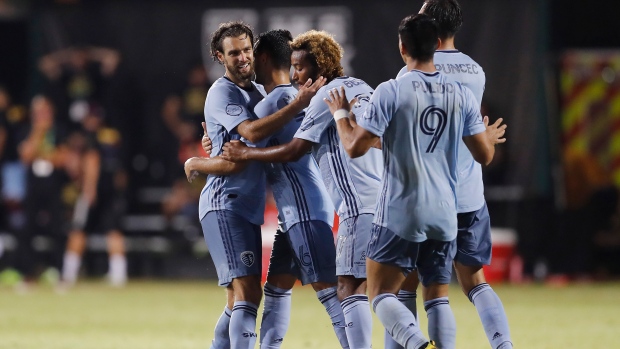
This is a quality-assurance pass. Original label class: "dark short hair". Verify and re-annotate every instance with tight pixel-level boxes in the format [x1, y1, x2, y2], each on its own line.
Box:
[254, 29, 293, 69]
[423, 0, 463, 39]
[209, 21, 254, 63]
[398, 14, 439, 62]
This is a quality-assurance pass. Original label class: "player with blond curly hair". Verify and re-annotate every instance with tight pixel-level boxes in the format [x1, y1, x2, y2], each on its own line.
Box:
[222, 30, 382, 349]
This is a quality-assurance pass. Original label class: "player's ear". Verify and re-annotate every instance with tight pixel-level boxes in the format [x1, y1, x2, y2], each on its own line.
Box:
[436, 37, 442, 50]
[216, 51, 224, 64]
[399, 40, 408, 57]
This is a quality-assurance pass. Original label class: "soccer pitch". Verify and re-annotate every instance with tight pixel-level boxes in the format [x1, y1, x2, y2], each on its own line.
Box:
[0, 281, 618, 349]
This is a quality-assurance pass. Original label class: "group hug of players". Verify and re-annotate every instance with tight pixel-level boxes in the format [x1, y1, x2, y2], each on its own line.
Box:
[184, 1, 513, 349]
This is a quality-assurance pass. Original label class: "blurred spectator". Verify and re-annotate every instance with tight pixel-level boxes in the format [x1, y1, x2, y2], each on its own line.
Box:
[15, 95, 68, 286]
[161, 63, 210, 178]
[38, 46, 120, 130]
[0, 86, 28, 230]
[160, 63, 209, 227]
[60, 103, 128, 287]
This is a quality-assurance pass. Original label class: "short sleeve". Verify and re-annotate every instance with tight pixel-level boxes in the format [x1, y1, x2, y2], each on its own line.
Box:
[294, 89, 333, 143]
[205, 84, 254, 132]
[461, 86, 486, 137]
[356, 80, 397, 138]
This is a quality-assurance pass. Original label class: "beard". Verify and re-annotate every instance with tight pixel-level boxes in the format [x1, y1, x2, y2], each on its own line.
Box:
[225, 60, 254, 82]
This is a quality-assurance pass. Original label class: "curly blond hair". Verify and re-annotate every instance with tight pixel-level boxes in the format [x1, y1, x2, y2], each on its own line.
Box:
[291, 30, 344, 81]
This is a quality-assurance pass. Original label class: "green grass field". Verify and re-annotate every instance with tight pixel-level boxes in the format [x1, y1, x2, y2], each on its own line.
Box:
[1, 281, 619, 349]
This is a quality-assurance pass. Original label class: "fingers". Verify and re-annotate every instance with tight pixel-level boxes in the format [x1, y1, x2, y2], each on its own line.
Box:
[303, 78, 313, 88]
[202, 122, 207, 134]
[312, 76, 326, 90]
[492, 117, 504, 128]
[483, 115, 489, 127]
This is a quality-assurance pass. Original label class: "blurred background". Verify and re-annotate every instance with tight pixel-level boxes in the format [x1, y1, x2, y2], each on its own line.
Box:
[1, 0, 620, 287]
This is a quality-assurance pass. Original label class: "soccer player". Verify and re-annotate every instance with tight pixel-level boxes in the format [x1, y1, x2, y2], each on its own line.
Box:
[222, 30, 382, 349]
[193, 22, 324, 349]
[390, 1, 513, 348]
[323, 14, 504, 349]
[187, 29, 349, 349]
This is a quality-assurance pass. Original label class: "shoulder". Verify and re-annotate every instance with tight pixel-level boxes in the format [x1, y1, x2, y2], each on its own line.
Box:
[207, 78, 238, 98]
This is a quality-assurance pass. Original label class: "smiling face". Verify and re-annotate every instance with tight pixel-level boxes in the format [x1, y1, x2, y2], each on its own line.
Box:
[217, 34, 254, 85]
[291, 50, 318, 86]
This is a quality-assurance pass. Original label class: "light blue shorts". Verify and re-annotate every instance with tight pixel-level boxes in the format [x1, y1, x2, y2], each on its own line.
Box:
[336, 213, 374, 278]
[201, 210, 262, 286]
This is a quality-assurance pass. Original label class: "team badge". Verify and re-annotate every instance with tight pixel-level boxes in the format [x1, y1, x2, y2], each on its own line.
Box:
[226, 104, 243, 116]
[240, 251, 255, 267]
[362, 103, 376, 119]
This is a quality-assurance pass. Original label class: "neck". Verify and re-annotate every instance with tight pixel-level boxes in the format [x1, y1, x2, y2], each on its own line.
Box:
[225, 71, 252, 89]
[405, 58, 436, 73]
[262, 69, 291, 94]
[438, 36, 456, 50]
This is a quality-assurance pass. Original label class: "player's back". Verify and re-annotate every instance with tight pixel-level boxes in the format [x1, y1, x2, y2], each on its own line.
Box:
[295, 76, 382, 221]
[398, 50, 486, 213]
[200, 77, 267, 225]
[254, 84, 334, 231]
[367, 70, 484, 242]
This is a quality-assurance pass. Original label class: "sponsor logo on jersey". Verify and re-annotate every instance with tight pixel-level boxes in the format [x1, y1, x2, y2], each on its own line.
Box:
[226, 103, 243, 116]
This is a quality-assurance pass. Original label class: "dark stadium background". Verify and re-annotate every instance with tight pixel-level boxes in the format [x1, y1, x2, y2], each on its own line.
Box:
[1, 0, 619, 281]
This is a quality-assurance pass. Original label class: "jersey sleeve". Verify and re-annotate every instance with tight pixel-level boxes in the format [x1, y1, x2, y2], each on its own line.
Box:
[253, 95, 279, 120]
[396, 66, 408, 78]
[205, 84, 254, 132]
[461, 85, 486, 137]
[294, 90, 332, 143]
[356, 80, 397, 138]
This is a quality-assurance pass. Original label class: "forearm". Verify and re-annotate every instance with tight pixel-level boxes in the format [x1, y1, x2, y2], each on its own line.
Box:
[189, 156, 244, 176]
[242, 144, 303, 163]
[239, 99, 305, 143]
[335, 118, 371, 158]
[19, 131, 46, 164]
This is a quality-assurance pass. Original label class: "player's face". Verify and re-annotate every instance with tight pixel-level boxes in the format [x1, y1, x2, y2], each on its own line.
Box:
[291, 50, 318, 86]
[218, 34, 254, 83]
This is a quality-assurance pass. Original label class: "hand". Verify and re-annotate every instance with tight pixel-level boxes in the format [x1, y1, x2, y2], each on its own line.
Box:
[323, 86, 352, 115]
[295, 76, 327, 107]
[201, 122, 212, 155]
[484, 116, 507, 145]
[221, 140, 247, 162]
[184, 157, 200, 183]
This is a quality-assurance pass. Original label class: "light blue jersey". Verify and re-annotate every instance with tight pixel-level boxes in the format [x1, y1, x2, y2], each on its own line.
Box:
[254, 84, 335, 232]
[199, 76, 267, 225]
[294, 77, 382, 221]
[397, 50, 486, 213]
[358, 70, 485, 242]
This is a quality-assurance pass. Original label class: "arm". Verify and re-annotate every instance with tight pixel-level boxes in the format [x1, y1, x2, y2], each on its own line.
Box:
[184, 155, 247, 182]
[236, 77, 326, 143]
[463, 116, 506, 166]
[222, 138, 312, 164]
[324, 87, 380, 158]
[81, 149, 101, 206]
[18, 128, 48, 164]
[87, 47, 121, 77]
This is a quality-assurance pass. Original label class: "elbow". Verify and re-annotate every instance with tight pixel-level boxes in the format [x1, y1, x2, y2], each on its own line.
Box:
[285, 149, 304, 162]
[345, 147, 363, 158]
[244, 134, 262, 144]
[475, 149, 494, 167]
[344, 140, 365, 159]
